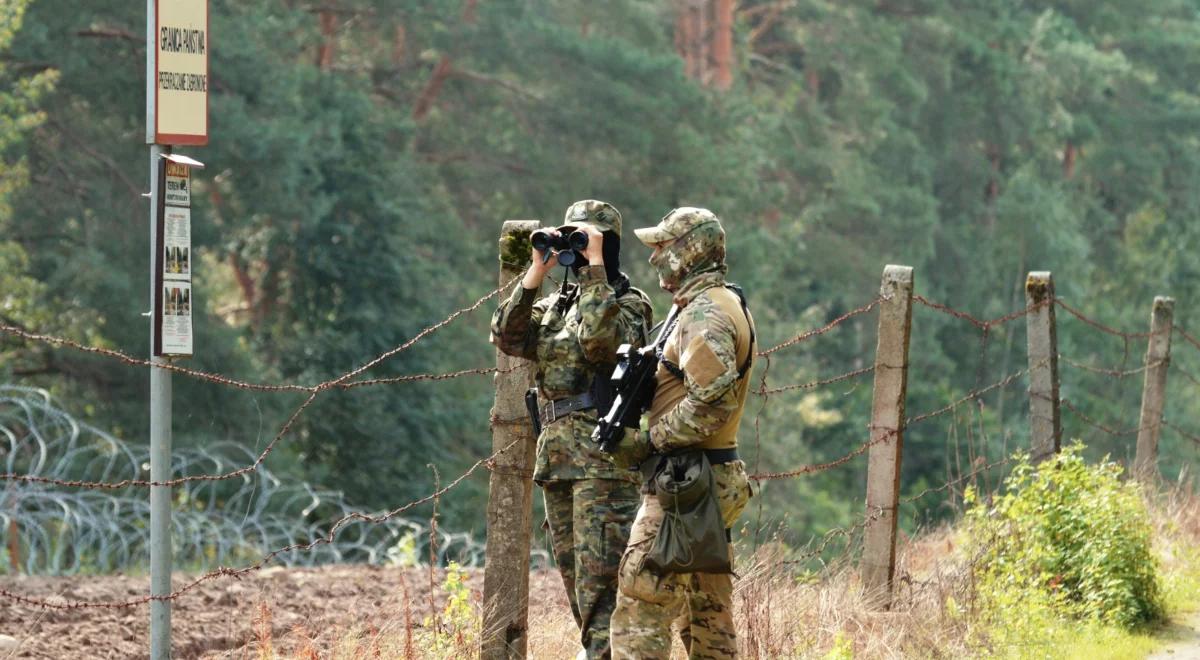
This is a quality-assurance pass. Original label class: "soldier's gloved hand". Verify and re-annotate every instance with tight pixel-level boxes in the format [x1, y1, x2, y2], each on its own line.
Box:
[607, 427, 651, 471]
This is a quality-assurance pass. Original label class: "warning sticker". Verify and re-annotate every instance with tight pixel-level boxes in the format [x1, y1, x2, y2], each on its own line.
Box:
[165, 162, 190, 206]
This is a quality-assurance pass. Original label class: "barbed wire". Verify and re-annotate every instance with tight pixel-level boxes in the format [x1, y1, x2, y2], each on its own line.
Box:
[900, 456, 1014, 505]
[758, 297, 883, 356]
[754, 365, 874, 396]
[1172, 363, 1200, 389]
[1059, 355, 1162, 378]
[749, 364, 1035, 481]
[1173, 324, 1200, 354]
[340, 365, 513, 390]
[0, 275, 520, 395]
[0, 438, 523, 611]
[0, 387, 491, 574]
[913, 295, 1048, 331]
[906, 365, 1035, 427]
[780, 506, 884, 567]
[1055, 299, 1154, 340]
[0, 390, 319, 490]
[2, 277, 1193, 618]
[749, 429, 891, 481]
[1164, 420, 1200, 448]
[1060, 398, 1150, 437]
[0, 277, 524, 490]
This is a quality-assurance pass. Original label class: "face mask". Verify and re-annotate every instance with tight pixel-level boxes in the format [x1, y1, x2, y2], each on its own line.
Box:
[649, 243, 684, 292]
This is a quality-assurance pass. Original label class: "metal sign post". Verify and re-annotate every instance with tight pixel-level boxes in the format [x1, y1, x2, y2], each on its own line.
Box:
[146, 0, 207, 656]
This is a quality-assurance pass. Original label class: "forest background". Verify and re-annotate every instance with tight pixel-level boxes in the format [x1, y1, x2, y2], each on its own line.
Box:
[2, 0, 1200, 550]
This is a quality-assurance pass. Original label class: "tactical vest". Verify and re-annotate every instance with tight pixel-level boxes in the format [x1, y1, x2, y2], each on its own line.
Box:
[647, 284, 755, 449]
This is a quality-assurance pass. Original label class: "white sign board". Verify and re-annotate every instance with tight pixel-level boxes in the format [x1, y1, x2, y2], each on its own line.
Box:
[154, 154, 202, 357]
[163, 207, 191, 279]
[161, 281, 193, 354]
[155, 0, 208, 145]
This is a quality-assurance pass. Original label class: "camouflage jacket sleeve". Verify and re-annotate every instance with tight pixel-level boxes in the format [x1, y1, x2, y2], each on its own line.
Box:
[490, 284, 552, 360]
[575, 266, 653, 363]
[649, 299, 742, 452]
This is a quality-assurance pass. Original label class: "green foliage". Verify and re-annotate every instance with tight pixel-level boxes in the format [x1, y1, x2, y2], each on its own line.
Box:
[386, 531, 420, 568]
[418, 562, 477, 657]
[3, 0, 1200, 543]
[964, 443, 1163, 631]
[822, 631, 855, 660]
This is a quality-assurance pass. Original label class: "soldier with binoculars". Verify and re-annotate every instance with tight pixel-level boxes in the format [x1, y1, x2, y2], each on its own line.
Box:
[491, 200, 653, 659]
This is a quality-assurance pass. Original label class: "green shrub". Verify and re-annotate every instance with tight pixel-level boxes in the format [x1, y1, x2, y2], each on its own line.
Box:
[963, 443, 1163, 630]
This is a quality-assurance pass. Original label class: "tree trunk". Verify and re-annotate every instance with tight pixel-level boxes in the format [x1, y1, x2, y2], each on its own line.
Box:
[227, 253, 258, 327]
[676, 0, 710, 83]
[412, 55, 454, 121]
[1063, 141, 1077, 179]
[317, 11, 337, 70]
[694, 0, 709, 84]
[712, 0, 734, 90]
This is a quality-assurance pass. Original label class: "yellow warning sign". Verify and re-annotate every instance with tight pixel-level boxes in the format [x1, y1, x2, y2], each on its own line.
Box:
[155, 0, 208, 145]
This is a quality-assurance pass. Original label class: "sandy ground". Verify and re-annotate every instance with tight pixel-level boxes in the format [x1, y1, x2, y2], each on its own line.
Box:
[1148, 612, 1200, 660]
[0, 565, 575, 659]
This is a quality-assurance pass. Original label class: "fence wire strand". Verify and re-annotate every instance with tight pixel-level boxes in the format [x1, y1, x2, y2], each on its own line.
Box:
[1060, 355, 1162, 378]
[913, 295, 1048, 331]
[1055, 299, 1154, 340]
[758, 297, 883, 356]
[5, 281, 1200, 619]
[0, 275, 519, 395]
[0, 439, 521, 610]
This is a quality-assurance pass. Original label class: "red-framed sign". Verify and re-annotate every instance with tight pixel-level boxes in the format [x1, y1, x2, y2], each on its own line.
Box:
[154, 0, 209, 146]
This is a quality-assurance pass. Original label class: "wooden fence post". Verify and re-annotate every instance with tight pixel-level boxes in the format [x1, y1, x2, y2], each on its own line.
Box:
[480, 220, 539, 659]
[862, 265, 913, 608]
[1025, 272, 1062, 463]
[1134, 296, 1174, 483]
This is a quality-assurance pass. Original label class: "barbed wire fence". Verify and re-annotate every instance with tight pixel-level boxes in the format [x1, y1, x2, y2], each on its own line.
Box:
[0, 257, 1197, 658]
[0, 385, 489, 575]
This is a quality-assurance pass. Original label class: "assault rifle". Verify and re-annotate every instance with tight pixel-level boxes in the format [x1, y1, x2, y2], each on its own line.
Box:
[592, 304, 681, 454]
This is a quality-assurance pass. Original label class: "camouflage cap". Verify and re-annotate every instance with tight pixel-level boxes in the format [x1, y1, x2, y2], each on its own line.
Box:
[562, 199, 622, 237]
[634, 207, 721, 246]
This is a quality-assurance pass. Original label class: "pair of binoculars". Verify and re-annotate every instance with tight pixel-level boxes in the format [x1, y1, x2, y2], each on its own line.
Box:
[531, 228, 589, 267]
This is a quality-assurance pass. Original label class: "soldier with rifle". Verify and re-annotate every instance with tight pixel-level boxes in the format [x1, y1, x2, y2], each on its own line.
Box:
[598, 207, 757, 659]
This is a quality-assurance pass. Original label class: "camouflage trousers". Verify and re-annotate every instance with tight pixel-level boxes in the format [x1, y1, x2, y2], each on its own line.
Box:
[611, 460, 753, 659]
[544, 477, 641, 659]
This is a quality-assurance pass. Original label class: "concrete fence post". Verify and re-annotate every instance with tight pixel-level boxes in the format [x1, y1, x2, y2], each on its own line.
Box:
[1025, 272, 1062, 463]
[480, 220, 539, 659]
[1134, 296, 1174, 483]
[862, 265, 914, 608]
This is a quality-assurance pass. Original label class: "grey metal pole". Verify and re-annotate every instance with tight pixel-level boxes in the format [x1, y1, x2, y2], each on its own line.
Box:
[149, 144, 173, 660]
[147, 1, 172, 653]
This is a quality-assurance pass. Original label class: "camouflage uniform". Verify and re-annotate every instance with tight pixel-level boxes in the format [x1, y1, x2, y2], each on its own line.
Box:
[491, 200, 652, 659]
[611, 208, 757, 659]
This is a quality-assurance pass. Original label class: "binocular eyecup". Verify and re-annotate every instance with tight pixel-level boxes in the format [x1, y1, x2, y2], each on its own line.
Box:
[531, 228, 590, 267]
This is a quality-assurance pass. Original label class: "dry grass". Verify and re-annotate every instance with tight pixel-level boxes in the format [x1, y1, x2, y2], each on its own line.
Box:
[237, 529, 975, 659]
[238, 481, 1200, 660]
[732, 527, 975, 659]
